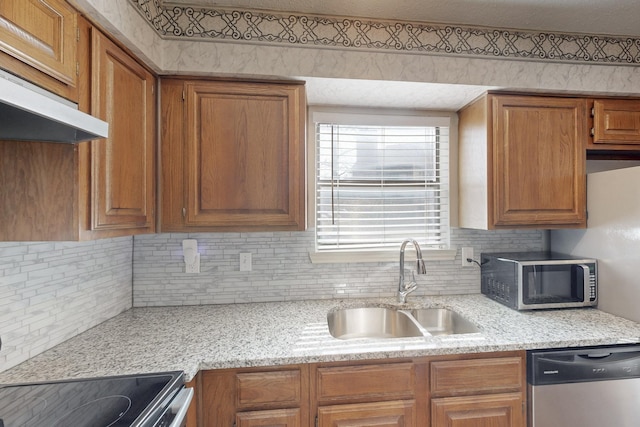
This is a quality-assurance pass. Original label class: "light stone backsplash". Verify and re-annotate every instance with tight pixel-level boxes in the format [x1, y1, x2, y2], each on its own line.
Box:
[132, 228, 545, 306]
[0, 237, 133, 373]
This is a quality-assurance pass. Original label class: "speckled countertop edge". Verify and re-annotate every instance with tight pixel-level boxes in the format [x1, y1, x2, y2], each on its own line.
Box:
[2, 294, 640, 384]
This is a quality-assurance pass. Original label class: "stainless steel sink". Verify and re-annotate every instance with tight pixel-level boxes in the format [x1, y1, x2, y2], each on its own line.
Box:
[327, 307, 423, 339]
[409, 308, 480, 336]
[327, 306, 480, 339]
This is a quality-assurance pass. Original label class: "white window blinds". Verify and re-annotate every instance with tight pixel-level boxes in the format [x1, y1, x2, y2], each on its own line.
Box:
[314, 114, 450, 252]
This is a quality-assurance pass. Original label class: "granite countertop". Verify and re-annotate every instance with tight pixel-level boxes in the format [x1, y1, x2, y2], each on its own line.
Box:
[2, 294, 640, 384]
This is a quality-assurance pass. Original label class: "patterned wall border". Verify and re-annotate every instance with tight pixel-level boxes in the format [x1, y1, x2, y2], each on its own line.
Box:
[130, 0, 640, 66]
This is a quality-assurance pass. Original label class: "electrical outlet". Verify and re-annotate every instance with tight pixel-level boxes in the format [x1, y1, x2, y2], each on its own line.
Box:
[240, 252, 252, 272]
[461, 247, 474, 267]
[183, 239, 200, 273]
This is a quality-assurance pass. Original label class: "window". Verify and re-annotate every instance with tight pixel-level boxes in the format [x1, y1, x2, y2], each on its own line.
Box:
[311, 110, 451, 256]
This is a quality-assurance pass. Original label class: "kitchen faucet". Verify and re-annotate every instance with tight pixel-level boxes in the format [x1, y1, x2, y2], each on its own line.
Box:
[397, 239, 427, 303]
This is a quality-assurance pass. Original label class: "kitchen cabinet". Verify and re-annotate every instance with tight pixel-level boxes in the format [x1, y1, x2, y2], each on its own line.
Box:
[185, 375, 199, 427]
[199, 352, 525, 427]
[312, 362, 419, 427]
[429, 356, 525, 427]
[0, 18, 155, 240]
[431, 393, 523, 427]
[458, 93, 587, 229]
[590, 99, 640, 148]
[200, 365, 309, 427]
[0, 0, 79, 100]
[160, 78, 306, 232]
[83, 24, 155, 234]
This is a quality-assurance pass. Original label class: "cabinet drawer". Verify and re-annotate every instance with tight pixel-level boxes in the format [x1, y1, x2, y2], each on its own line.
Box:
[316, 363, 414, 403]
[430, 357, 523, 397]
[236, 408, 301, 427]
[236, 370, 301, 408]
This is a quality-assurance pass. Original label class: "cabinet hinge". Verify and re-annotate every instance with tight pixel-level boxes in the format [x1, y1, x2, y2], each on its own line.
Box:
[182, 207, 186, 217]
[182, 90, 186, 101]
[591, 107, 595, 116]
[151, 84, 155, 95]
[315, 415, 318, 427]
[76, 27, 80, 42]
[590, 127, 595, 136]
[76, 62, 80, 76]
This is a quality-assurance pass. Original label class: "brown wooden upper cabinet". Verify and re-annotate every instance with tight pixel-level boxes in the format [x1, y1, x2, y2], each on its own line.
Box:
[590, 99, 640, 147]
[160, 78, 306, 232]
[458, 94, 588, 230]
[0, 19, 155, 241]
[0, 0, 78, 100]
[85, 26, 156, 235]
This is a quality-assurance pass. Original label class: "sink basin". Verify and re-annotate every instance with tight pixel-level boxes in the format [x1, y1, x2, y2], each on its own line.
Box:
[409, 308, 480, 336]
[327, 307, 423, 339]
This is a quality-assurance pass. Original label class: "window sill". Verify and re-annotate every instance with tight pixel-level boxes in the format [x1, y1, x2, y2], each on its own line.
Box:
[308, 248, 458, 264]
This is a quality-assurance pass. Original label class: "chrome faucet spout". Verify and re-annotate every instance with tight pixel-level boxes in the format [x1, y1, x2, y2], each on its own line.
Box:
[397, 239, 427, 303]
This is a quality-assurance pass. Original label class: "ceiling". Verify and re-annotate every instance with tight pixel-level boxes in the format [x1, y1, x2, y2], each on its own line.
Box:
[163, 0, 640, 110]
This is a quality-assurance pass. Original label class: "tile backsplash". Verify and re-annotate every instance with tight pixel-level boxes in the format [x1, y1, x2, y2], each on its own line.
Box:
[0, 237, 133, 372]
[133, 228, 544, 306]
[1, 229, 543, 372]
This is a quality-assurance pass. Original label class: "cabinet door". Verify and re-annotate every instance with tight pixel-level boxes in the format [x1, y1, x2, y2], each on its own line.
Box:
[592, 99, 640, 145]
[0, 0, 77, 87]
[431, 393, 523, 427]
[492, 95, 587, 228]
[90, 29, 155, 232]
[318, 400, 415, 427]
[236, 408, 301, 427]
[183, 80, 305, 230]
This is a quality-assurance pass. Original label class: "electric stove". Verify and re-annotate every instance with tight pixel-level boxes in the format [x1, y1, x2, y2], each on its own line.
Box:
[0, 371, 191, 427]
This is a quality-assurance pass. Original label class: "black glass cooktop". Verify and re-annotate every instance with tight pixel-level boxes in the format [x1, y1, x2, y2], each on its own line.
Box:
[0, 372, 183, 427]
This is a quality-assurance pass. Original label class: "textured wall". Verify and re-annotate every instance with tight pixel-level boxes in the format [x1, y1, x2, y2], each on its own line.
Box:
[133, 228, 544, 306]
[0, 237, 133, 372]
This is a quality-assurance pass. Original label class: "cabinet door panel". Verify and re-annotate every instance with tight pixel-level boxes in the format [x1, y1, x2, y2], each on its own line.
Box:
[184, 81, 304, 229]
[318, 400, 415, 427]
[592, 99, 640, 145]
[492, 96, 586, 227]
[91, 29, 155, 231]
[431, 393, 523, 427]
[0, 0, 77, 86]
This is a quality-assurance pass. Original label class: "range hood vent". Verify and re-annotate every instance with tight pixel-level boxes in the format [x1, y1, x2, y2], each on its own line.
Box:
[0, 71, 108, 143]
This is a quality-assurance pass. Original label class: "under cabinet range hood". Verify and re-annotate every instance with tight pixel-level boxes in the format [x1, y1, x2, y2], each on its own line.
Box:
[0, 70, 108, 143]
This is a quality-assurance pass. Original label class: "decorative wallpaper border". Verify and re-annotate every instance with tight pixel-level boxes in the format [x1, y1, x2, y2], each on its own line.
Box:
[130, 0, 640, 65]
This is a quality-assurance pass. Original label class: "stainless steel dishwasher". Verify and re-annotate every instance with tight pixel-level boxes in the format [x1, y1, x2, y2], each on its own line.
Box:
[527, 345, 640, 427]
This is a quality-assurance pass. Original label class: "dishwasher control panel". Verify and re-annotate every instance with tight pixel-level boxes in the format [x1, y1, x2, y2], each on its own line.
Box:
[528, 344, 640, 385]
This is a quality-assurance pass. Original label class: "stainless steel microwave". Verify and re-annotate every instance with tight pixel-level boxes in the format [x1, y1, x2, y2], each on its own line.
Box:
[480, 252, 597, 310]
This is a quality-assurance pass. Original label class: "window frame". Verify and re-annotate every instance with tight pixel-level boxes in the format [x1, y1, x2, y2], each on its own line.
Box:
[307, 106, 458, 263]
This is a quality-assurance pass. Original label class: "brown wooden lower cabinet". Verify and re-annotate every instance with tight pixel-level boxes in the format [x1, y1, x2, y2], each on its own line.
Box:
[431, 393, 523, 427]
[199, 351, 525, 427]
[317, 400, 416, 427]
[236, 408, 301, 427]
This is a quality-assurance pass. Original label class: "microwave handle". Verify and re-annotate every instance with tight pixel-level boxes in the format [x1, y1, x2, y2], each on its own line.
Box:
[578, 264, 590, 304]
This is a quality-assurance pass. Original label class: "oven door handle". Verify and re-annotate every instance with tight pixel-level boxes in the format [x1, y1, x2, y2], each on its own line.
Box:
[168, 387, 194, 427]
